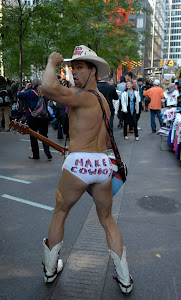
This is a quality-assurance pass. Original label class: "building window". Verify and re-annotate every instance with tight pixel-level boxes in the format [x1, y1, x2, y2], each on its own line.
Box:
[137, 18, 143, 28]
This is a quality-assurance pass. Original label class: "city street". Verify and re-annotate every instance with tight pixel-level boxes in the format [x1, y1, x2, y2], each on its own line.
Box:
[0, 111, 181, 300]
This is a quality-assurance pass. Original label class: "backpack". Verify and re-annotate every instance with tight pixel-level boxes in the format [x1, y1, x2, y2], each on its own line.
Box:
[29, 90, 48, 119]
[0, 89, 10, 104]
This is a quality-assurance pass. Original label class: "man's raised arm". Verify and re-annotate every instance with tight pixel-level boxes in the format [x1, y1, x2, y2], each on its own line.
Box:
[42, 52, 74, 104]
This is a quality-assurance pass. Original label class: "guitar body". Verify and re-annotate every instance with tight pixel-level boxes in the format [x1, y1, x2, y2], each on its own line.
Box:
[10, 121, 123, 197]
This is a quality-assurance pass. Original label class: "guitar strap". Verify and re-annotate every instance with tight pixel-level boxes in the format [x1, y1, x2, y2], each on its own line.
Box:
[88, 89, 127, 182]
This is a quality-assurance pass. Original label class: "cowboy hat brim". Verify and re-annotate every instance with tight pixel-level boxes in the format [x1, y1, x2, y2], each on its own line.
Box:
[64, 56, 110, 78]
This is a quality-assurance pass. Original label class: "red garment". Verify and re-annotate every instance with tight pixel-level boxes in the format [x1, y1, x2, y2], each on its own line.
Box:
[143, 86, 164, 110]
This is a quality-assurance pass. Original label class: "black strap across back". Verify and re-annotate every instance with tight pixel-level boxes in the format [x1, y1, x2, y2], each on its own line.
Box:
[88, 89, 127, 183]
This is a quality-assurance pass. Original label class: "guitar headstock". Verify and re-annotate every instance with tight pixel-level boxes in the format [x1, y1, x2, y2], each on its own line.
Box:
[9, 120, 30, 135]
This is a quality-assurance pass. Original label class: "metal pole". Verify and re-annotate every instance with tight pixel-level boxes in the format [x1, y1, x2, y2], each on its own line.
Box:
[151, 0, 156, 69]
[168, 0, 172, 59]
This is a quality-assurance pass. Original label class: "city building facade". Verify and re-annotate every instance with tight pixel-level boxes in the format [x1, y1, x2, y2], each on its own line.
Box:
[163, 0, 181, 66]
[127, 0, 166, 78]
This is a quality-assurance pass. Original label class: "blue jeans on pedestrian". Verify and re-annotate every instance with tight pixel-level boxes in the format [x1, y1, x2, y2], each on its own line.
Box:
[150, 109, 163, 131]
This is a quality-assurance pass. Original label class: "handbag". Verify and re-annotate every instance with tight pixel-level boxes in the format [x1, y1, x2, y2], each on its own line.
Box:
[88, 90, 127, 195]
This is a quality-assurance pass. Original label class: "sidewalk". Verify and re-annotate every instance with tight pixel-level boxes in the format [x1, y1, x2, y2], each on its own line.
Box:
[1, 111, 181, 300]
[51, 111, 181, 300]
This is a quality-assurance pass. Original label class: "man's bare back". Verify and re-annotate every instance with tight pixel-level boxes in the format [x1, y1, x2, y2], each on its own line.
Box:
[68, 89, 110, 153]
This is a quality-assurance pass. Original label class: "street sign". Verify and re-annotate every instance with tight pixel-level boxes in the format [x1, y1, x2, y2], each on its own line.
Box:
[164, 59, 177, 68]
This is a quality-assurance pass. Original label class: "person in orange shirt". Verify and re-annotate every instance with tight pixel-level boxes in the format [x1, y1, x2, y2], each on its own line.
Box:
[143, 79, 164, 132]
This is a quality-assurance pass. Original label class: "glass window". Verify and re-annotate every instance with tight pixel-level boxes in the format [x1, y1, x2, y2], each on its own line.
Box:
[137, 18, 143, 28]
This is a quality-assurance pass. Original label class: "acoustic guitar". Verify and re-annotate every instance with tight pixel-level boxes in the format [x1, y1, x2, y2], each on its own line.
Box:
[9, 120, 67, 155]
[9, 120, 123, 196]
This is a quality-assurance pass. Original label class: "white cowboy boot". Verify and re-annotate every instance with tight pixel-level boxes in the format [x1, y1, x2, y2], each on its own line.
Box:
[109, 247, 133, 295]
[43, 238, 63, 283]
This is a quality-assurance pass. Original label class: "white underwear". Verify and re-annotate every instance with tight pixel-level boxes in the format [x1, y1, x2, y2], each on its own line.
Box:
[62, 152, 112, 184]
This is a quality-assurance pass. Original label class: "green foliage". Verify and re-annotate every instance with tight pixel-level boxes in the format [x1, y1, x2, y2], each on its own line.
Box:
[0, 0, 145, 80]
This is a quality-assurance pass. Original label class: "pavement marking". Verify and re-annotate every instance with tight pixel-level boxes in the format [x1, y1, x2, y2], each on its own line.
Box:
[20, 138, 31, 142]
[33, 148, 59, 153]
[0, 175, 31, 184]
[21, 138, 60, 153]
[21, 138, 41, 143]
[1, 194, 54, 211]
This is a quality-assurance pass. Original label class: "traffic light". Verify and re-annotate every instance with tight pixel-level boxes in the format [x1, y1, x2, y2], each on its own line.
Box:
[160, 59, 163, 67]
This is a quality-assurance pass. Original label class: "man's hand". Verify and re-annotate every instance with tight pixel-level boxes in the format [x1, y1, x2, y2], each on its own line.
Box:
[21, 82, 31, 92]
[25, 82, 32, 90]
[48, 52, 64, 67]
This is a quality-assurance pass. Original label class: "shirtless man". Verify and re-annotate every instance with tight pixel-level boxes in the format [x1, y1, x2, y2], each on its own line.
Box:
[41, 45, 133, 295]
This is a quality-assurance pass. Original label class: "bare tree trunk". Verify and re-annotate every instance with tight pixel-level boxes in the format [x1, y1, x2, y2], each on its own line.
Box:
[95, 39, 99, 54]
[18, 0, 23, 91]
[19, 16, 23, 91]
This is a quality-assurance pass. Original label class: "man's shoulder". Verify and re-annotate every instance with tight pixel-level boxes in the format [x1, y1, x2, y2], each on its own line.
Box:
[109, 84, 116, 91]
[155, 86, 164, 92]
[97, 81, 108, 87]
[117, 82, 126, 88]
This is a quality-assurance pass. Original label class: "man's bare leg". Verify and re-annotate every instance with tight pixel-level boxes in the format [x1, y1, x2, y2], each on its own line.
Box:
[43, 169, 89, 283]
[91, 177, 123, 256]
[91, 177, 133, 294]
[48, 168, 89, 250]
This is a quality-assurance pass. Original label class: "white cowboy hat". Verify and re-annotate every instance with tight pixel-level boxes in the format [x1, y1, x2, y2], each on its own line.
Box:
[64, 45, 110, 77]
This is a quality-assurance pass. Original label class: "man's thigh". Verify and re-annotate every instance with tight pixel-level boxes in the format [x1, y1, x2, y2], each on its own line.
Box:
[150, 110, 155, 117]
[156, 110, 161, 116]
[55, 168, 89, 213]
[91, 177, 113, 219]
[4, 106, 11, 115]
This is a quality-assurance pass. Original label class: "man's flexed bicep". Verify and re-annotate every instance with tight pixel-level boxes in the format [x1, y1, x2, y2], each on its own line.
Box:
[42, 52, 80, 107]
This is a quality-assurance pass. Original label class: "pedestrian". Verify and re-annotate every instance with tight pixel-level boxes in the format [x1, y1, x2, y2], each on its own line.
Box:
[97, 76, 118, 132]
[143, 79, 164, 133]
[121, 80, 140, 141]
[125, 72, 138, 132]
[143, 81, 151, 111]
[136, 77, 144, 129]
[0, 76, 13, 132]
[17, 79, 52, 160]
[41, 45, 133, 295]
[137, 78, 144, 111]
[52, 102, 64, 141]
[174, 78, 181, 107]
[117, 75, 126, 128]
[109, 77, 116, 87]
[125, 72, 138, 91]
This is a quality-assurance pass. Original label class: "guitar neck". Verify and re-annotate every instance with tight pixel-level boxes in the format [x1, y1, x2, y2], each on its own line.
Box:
[28, 128, 66, 154]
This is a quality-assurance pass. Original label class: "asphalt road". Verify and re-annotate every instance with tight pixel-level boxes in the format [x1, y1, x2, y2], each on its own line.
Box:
[0, 112, 181, 300]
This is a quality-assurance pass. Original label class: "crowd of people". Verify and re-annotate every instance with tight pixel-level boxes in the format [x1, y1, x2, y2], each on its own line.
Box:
[114, 72, 181, 137]
[1, 70, 181, 149]
[0, 76, 70, 160]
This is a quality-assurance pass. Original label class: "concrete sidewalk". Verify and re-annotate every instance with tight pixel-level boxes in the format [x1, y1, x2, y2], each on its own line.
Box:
[1, 111, 181, 300]
[51, 111, 181, 300]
